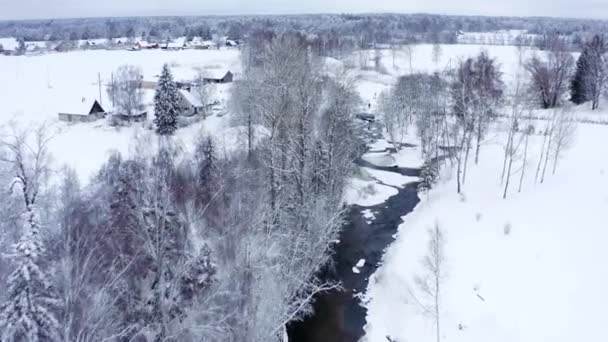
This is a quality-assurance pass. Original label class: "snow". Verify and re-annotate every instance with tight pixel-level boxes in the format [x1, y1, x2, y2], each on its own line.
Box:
[362, 121, 608, 342]
[344, 177, 398, 207]
[356, 259, 366, 268]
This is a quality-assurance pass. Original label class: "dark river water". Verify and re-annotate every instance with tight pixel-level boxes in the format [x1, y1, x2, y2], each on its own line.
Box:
[288, 125, 423, 342]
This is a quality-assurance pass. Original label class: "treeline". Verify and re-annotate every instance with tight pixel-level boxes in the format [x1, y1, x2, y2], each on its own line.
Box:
[0, 33, 363, 341]
[5, 13, 608, 48]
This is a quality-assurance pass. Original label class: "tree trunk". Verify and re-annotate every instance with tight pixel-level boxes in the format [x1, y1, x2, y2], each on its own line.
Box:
[503, 152, 514, 199]
[474, 119, 482, 165]
[500, 125, 514, 185]
[535, 126, 548, 184]
[462, 136, 471, 185]
[540, 126, 554, 184]
[518, 133, 530, 193]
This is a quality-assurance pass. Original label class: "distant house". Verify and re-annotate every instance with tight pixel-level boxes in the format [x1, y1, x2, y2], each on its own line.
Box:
[178, 90, 205, 116]
[187, 37, 214, 50]
[58, 98, 106, 123]
[203, 70, 234, 84]
[226, 40, 239, 47]
[163, 37, 186, 50]
[135, 41, 158, 50]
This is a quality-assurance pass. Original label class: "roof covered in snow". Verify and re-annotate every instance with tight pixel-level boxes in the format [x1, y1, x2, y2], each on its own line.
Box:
[179, 90, 203, 108]
[60, 97, 105, 115]
[203, 69, 231, 80]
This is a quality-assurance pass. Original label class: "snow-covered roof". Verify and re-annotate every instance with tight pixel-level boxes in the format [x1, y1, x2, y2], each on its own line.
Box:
[60, 97, 104, 115]
[179, 90, 203, 108]
[204, 69, 231, 80]
[0, 37, 19, 51]
[166, 37, 186, 48]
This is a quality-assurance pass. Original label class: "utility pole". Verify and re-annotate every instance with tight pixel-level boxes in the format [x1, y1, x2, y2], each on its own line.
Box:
[98, 72, 102, 106]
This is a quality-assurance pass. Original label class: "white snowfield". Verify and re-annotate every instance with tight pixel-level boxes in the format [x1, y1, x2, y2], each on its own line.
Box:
[363, 122, 608, 342]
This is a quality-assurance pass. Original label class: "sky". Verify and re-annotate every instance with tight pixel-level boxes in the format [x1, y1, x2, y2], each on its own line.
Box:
[1, 0, 608, 20]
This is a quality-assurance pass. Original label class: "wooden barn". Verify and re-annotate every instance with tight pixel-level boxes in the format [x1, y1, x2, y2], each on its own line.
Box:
[58, 98, 106, 123]
[203, 70, 234, 84]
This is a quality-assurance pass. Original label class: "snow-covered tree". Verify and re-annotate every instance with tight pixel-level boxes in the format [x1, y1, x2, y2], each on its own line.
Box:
[418, 161, 439, 194]
[0, 207, 60, 342]
[154, 64, 181, 136]
[414, 223, 446, 342]
[0, 126, 59, 342]
[583, 34, 607, 110]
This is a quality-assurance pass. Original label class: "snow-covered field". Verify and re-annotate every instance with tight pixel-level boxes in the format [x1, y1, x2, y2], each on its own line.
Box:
[362, 120, 608, 342]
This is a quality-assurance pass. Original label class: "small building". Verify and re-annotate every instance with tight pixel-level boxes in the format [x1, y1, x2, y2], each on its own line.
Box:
[163, 37, 186, 50]
[226, 39, 239, 47]
[135, 41, 159, 50]
[203, 70, 234, 84]
[59, 98, 107, 123]
[178, 90, 205, 116]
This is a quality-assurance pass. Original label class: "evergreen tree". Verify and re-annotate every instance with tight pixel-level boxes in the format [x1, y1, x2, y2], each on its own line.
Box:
[570, 49, 590, 105]
[0, 207, 60, 342]
[418, 161, 439, 194]
[196, 136, 219, 208]
[154, 64, 181, 136]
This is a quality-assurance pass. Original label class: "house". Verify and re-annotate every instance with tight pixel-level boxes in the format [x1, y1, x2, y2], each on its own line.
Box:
[58, 98, 107, 123]
[203, 70, 234, 84]
[178, 90, 205, 116]
[163, 37, 186, 50]
[226, 39, 239, 47]
[187, 37, 213, 50]
[135, 41, 159, 50]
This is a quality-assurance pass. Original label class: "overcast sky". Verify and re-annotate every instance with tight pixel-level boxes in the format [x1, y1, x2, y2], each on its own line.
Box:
[1, 0, 607, 21]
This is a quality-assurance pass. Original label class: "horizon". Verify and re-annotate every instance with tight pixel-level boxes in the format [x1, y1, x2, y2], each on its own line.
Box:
[2, 0, 608, 21]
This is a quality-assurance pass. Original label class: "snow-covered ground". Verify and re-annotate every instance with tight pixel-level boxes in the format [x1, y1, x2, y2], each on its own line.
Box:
[362, 120, 608, 342]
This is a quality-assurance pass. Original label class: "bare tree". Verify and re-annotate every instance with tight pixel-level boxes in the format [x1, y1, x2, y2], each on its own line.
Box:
[413, 223, 446, 342]
[550, 107, 576, 175]
[108, 65, 144, 116]
[525, 35, 574, 109]
[193, 68, 217, 117]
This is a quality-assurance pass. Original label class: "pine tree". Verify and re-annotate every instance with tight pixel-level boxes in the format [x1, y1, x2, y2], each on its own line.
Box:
[418, 160, 439, 193]
[0, 206, 60, 342]
[154, 64, 181, 136]
[570, 49, 590, 105]
[196, 136, 219, 208]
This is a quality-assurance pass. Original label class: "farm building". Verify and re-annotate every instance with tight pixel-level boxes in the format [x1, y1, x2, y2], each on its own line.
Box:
[58, 98, 107, 123]
[203, 70, 234, 84]
[135, 41, 159, 50]
[163, 37, 186, 50]
[178, 90, 205, 116]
